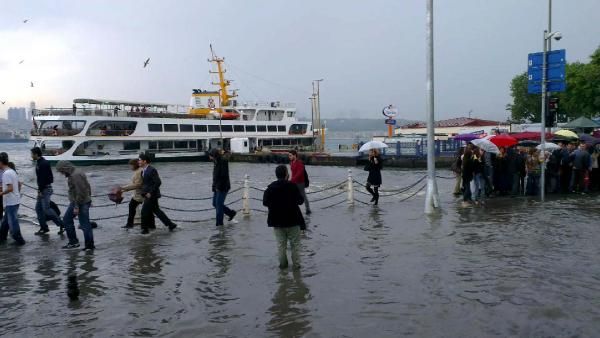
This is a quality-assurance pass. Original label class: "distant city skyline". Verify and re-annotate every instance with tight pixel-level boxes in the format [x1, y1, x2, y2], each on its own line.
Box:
[1, 0, 599, 121]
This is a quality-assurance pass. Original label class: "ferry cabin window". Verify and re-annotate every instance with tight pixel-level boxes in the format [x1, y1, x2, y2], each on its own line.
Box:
[149, 141, 157, 150]
[39, 120, 86, 136]
[149, 124, 163, 132]
[272, 139, 282, 146]
[257, 125, 267, 132]
[267, 125, 277, 132]
[234, 125, 244, 132]
[289, 124, 307, 135]
[282, 139, 291, 145]
[123, 141, 140, 150]
[87, 121, 138, 136]
[208, 125, 220, 132]
[245, 125, 256, 132]
[180, 124, 193, 132]
[194, 125, 207, 132]
[164, 124, 179, 132]
[287, 111, 294, 117]
[159, 141, 173, 149]
[189, 141, 197, 149]
[221, 125, 233, 132]
[277, 125, 286, 132]
[174, 141, 188, 149]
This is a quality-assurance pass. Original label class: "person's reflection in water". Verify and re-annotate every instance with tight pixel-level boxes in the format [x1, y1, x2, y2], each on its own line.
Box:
[267, 270, 312, 337]
[127, 239, 165, 301]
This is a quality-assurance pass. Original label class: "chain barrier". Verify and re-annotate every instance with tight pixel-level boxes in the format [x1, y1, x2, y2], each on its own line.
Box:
[305, 181, 347, 195]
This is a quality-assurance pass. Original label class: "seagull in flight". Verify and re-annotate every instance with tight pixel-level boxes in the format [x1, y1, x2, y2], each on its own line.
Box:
[1, 101, 6, 105]
[30, 81, 34, 88]
[23, 19, 28, 23]
[143, 58, 150, 68]
[19, 60, 24, 64]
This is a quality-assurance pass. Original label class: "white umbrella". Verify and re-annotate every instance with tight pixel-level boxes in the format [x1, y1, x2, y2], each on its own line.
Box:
[359, 141, 389, 152]
[536, 142, 560, 151]
[470, 138, 500, 154]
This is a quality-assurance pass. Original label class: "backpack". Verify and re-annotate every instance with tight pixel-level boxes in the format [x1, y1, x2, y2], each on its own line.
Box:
[303, 167, 309, 188]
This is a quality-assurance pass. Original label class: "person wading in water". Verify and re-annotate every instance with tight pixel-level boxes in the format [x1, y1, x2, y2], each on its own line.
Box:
[210, 148, 237, 226]
[364, 148, 383, 205]
[121, 159, 144, 229]
[138, 153, 177, 234]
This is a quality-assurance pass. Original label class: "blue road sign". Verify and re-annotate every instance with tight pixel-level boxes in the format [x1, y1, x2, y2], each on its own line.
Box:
[528, 49, 566, 68]
[527, 49, 567, 94]
[385, 119, 397, 125]
[528, 63, 565, 82]
[527, 81, 566, 94]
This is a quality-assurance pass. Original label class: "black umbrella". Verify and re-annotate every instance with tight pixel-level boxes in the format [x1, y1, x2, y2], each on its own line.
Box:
[518, 140, 539, 147]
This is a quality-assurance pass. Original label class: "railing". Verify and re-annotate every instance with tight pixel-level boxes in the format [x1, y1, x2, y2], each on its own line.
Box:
[358, 139, 463, 158]
[31, 128, 83, 137]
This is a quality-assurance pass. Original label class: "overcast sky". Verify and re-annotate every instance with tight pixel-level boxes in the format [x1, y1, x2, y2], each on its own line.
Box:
[1, 0, 599, 121]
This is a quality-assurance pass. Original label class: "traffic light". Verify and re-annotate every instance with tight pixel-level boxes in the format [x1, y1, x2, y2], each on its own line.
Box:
[546, 97, 559, 127]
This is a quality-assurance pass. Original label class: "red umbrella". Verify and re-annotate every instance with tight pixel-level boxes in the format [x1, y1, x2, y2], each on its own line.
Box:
[489, 134, 518, 147]
[510, 131, 554, 141]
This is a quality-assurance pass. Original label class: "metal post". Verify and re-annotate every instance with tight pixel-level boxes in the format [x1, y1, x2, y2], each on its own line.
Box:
[546, 0, 553, 133]
[243, 174, 250, 215]
[424, 0, 440, 214]
[540, 30, 548, 202]
[309, 96, 315, 151]
[347, 169, 354, 205]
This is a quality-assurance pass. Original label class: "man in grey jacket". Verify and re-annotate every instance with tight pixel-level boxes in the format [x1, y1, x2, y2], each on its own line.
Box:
[56, 161, 94, 251]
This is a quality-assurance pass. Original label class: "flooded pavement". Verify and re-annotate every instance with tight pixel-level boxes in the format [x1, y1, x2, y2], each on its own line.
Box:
[1, 143, 600, 337]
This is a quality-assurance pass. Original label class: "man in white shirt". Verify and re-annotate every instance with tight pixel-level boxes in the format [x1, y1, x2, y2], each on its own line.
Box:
[0, 153, 25, 246]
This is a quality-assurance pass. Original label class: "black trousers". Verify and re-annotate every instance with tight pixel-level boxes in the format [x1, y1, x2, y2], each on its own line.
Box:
[141, 197, 173, 230]
[126, 199, 144, 227]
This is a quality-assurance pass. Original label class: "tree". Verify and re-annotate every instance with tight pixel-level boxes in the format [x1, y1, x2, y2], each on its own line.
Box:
[508, 45, 600, 122]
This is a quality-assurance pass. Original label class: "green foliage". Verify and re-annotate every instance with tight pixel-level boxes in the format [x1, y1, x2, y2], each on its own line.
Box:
[508, 45, 600, 122]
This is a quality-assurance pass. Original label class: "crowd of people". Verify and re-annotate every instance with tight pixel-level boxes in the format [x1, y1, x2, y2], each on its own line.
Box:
[453, 140, 599, 206]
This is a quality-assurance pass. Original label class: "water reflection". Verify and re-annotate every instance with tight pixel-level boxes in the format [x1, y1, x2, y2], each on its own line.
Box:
[197, 227, 240, 323]
[126, 239, 165, 302]
[267, 270, 312, 337]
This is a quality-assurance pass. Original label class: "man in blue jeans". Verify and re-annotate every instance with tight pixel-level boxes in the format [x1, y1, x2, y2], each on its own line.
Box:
[31, 147, 65, 235]
[210, 148, 236, 226]
[56, 161, 94, 251]
[0, 153, 25, 246]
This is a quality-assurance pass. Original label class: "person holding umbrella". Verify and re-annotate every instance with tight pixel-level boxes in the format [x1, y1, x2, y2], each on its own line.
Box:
[364, 149, 383, 205]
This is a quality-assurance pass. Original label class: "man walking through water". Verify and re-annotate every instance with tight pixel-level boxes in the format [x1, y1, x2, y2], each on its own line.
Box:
[210, 148, 236, 226]
[138, 153, 177, 234]
[263, 165, 305, 270]
[31, 147, 65, 235]
[288, 150, 311, 215]
[55, 161, 94, 250]
[0, 153, 26, 246]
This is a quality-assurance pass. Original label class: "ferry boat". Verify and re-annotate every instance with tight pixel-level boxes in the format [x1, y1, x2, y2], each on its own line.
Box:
[30, 49, 315, 164]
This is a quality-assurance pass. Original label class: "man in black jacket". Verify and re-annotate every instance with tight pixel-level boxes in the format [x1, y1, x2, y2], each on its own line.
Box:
[210, 148, 236, 226]
[138, 153, 177, 234]
[31, 147, 65, 235]
[263, 165, 305, 270]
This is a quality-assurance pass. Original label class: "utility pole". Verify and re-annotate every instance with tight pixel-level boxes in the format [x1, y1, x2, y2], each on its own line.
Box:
[546, 0, 553, 133]
[309, 96, 316, 151]
[313, 79, 324, 152]
[424, 0, 440, 214]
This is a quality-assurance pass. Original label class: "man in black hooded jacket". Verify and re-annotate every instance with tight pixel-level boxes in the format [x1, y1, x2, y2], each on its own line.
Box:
[263, 165, 305, 270]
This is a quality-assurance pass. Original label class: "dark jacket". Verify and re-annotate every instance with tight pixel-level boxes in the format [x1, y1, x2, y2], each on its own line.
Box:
[364, 156, 383, 186]
[212, 157, 231, 192]
[55, 161, 91, 204]
[35, 156, 54, 191]
[263, 179, 305, 229]
[462, 155, 475, 181]
[141, 165, 161, 198]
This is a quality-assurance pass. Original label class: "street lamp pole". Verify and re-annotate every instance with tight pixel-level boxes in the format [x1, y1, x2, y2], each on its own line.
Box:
[313, 79, 324, 152]
[424, 0, 439, 213]
[540, 30, 548, 202]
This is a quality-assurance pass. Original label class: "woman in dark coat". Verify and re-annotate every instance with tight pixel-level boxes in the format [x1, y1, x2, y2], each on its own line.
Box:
[461, 148, 475, 205]
[364, 148, 383, 205]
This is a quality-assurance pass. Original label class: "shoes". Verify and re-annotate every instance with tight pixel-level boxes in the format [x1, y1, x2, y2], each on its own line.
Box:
[57, 227, 65, 235]
[82, 246, 95, 251]
[370, 196, 376, 202]
[141, 229, 150, 234]
[373, 199, 379, 206]
[122, 225, 134, 229]
[62, 243, 80, 249]
[168, 223, 177, 232]
[35, 228, 50, 236]
[227, 211, 237, 222]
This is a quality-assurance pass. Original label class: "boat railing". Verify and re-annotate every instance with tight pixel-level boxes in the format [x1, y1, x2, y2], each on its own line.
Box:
[237, 101, 296, 109]
[30, 128, 83, 137]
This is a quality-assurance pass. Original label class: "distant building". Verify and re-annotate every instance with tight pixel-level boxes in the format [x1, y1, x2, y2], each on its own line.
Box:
[29, 101, 36, 119]
[395, 117, 509, 138]
[7, 107, 27, 122]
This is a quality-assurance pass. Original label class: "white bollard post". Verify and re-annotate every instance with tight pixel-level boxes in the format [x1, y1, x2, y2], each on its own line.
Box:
[243, 174, 250, 216]
[347, 169, 354, 206]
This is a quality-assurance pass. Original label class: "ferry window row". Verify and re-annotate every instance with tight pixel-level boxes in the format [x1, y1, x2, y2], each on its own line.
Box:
[148, 124, 288, 133]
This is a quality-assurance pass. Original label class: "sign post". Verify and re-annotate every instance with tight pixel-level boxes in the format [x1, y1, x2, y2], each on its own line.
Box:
[382, 105, 398, 138]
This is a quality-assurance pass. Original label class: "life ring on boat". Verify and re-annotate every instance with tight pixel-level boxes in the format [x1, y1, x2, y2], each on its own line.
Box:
[208, 98, 216, 109]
